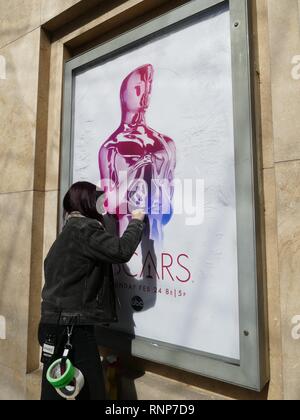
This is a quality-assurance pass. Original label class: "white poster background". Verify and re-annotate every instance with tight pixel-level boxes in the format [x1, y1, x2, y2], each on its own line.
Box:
[73, 4, 240, 360]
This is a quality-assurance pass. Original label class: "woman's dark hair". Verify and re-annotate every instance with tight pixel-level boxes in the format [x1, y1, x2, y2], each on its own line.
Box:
[63, 182, 104, 222]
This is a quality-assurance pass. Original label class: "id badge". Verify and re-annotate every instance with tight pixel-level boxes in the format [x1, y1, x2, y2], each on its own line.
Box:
[41, 335, 56, 364]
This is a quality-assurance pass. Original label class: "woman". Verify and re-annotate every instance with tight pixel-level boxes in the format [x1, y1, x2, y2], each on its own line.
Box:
[38, 182, 145, 400]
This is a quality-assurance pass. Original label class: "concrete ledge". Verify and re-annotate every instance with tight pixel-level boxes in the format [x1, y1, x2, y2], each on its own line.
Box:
[24, 366, 229, 401]
[135, 372, 229, 401]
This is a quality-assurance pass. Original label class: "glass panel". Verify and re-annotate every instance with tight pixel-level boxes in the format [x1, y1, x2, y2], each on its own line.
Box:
[72, 2, 240, 362]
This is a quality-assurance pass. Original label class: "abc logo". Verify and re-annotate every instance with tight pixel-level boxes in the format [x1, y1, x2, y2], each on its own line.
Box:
[131, 296, 144, 312]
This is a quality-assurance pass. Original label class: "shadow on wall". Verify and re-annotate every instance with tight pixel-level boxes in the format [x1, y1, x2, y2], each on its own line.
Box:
[96, 215, 157, 400]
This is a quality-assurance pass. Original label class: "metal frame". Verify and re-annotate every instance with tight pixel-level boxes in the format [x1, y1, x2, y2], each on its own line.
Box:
[60, 0, 269, 391]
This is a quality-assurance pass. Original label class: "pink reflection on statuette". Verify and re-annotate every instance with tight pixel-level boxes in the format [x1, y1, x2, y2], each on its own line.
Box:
[99, 64, 176, 243]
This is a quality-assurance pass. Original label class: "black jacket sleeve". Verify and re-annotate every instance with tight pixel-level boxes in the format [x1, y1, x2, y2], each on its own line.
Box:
[83, 219, 144, 264]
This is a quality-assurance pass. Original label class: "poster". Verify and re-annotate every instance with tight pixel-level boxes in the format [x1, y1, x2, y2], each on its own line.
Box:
[73, 3, 240, 361]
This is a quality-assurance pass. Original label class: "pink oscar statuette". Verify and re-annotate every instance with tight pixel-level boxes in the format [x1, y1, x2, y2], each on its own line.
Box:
[99, 64, 177, 243]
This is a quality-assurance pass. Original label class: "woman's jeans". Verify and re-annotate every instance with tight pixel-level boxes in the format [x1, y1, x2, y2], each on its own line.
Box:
[38, 323, 106, 400]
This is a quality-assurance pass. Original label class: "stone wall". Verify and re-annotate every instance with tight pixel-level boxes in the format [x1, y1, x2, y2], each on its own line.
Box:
[0, 0, 299, 400]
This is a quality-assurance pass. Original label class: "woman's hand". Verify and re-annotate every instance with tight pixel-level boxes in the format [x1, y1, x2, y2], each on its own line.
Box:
[131, 209, 146, 222]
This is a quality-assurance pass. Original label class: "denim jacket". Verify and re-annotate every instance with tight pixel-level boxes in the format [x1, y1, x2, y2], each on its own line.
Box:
[41, 214, 144, 325]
